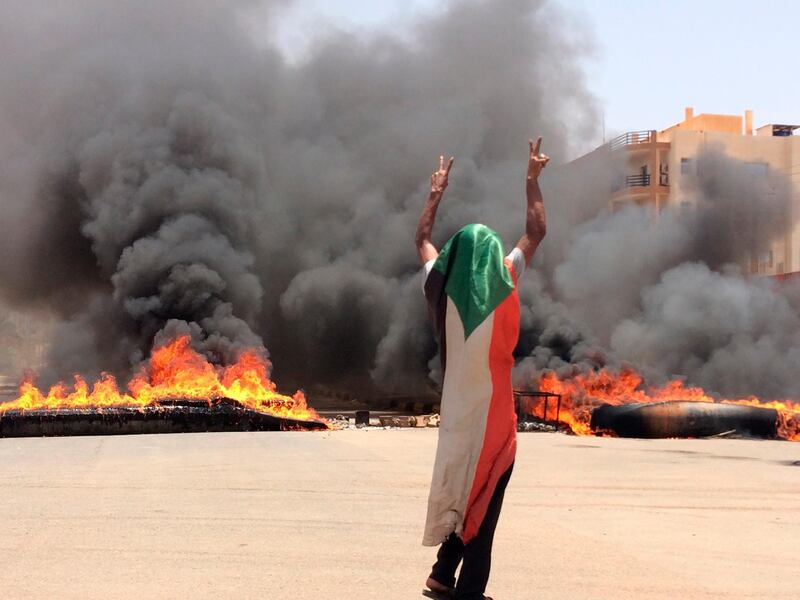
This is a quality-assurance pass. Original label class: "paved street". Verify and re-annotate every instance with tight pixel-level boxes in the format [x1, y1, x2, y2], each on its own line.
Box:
[0, 430, 798, 599]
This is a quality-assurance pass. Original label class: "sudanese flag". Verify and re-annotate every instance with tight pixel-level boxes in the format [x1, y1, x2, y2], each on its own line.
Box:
[422, 223, 520, 546]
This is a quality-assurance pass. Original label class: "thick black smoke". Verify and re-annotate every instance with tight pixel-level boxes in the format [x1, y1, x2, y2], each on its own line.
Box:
[0, 0, 598, 388]
[1, 0, 797, 403]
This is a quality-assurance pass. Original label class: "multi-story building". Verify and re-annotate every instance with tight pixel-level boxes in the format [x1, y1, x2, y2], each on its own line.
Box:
[570, 107, 800, 275]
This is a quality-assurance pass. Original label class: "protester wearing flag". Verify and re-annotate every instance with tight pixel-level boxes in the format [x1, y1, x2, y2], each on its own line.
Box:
[416, 139, 549, 600]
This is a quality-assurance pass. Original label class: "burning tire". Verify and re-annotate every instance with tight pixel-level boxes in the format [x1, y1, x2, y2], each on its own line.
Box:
[0, 398, 327, 438]
[590, 401, 778, 439]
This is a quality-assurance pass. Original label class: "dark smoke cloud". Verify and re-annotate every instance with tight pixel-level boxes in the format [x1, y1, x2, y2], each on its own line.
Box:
[0, 0, 599, 387]
[1, 0, 796, 405]
[0, 0, 293, 381]
[611, 263, 800, 398]
[689, 147, 791, 270]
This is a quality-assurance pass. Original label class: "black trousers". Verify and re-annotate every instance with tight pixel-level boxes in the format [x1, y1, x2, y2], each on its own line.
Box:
[429, 463, 514, 600]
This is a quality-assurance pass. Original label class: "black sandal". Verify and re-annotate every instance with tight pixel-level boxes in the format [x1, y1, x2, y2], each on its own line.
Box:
[423, 592, 494, 600]
[422, 588, 455, 599]
[424, 575, 455, 599]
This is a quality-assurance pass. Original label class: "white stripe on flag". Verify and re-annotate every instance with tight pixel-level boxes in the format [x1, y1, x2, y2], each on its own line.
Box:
[423, 297, 494, 545]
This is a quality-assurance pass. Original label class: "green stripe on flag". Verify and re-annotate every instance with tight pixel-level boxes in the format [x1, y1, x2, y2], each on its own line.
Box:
[432, 224, 513, 339]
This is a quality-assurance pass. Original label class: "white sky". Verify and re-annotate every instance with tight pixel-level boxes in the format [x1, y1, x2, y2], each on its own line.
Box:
[272, 0, 800, 147]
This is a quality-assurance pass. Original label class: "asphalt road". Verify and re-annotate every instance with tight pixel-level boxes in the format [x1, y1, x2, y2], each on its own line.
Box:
[0, 430, 798, 599]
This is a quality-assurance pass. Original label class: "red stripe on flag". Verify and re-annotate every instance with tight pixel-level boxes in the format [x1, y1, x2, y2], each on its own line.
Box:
[461, 260, 519, 543]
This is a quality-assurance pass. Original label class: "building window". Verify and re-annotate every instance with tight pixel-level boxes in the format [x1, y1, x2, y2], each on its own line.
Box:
[680, 158, 691, 174]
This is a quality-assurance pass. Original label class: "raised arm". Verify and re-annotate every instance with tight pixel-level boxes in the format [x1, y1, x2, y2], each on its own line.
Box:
[516, 137, 550, 265]
[415, 155, 454, 265]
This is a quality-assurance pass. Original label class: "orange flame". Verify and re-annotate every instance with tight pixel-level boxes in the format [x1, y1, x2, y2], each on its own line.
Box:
[1, 335, 321, 423]
[535, 368, 800, 441]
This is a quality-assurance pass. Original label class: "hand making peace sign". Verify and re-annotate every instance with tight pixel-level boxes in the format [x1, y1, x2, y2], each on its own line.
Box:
[430, 155, 455, 194]
[527, 137, 550, 182]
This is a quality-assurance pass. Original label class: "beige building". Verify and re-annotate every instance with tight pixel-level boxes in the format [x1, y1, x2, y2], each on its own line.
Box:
[594, 107, 800, 275]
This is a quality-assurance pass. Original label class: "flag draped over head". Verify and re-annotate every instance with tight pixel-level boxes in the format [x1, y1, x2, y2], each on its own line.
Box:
[422, 223, 520, 546]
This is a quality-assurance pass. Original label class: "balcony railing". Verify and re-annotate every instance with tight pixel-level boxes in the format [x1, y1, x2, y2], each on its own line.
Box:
[626, 174, 650, 187]
[612, 173, 651, 192]
[609, 130, 654, 151]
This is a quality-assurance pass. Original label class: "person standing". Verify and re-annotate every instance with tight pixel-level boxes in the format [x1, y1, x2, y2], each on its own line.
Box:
[415, 139, 550, 600]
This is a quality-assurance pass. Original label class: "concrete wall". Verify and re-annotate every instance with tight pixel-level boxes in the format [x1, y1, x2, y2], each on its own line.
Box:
[662, 112, 743, 136]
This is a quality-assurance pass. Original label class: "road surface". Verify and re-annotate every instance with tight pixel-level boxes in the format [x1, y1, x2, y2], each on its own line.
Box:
[0, 429, 798, 599]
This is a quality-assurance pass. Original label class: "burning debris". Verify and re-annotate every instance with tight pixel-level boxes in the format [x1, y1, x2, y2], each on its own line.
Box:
[0, 335, 326, 436]
[524, 368, 800, 441]
[0, 398, 326, 438]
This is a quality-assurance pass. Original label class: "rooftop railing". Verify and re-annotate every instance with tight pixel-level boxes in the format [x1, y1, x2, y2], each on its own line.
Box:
[609, 130, 654, 151]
